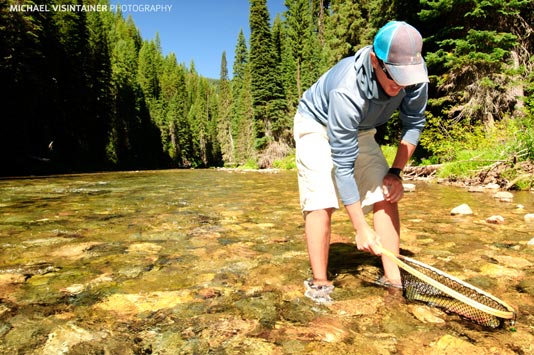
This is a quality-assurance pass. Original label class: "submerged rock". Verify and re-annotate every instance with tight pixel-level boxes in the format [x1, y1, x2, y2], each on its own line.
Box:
[484, 183, 501, 190]
[492, 255, 532, 269]
[486, 215, 505, 224]
[50, 242, 101, 259]
[480, 263, 524, 278]
[493, 191, 514, 202]
[38, 323, 106, 355]
[517, 278, 534, 296]
[429, 334, 480, 355]
[270, 317, 350, 343]
[94, 290, 198, 317]
[468, 186, 485, 193]
[408, 304, 445, 324]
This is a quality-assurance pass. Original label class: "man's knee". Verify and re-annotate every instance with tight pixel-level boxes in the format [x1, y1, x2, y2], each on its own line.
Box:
[373, 200, 398, 215]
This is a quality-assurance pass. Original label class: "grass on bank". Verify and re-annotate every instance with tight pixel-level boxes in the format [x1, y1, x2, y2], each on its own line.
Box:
[415, 115, 534, 189]
[240, 115, 534, 190]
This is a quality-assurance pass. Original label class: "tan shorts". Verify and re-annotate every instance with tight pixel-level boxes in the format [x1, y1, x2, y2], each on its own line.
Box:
[294, 112, 389, 214]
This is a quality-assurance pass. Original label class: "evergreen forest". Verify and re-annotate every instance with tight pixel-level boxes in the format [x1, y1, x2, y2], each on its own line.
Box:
[1, 0, 533, 186]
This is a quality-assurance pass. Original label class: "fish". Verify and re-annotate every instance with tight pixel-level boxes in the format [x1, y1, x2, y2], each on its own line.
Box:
[408, 290, 502, 328]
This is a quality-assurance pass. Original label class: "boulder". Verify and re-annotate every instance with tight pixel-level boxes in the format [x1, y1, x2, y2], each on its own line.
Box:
[451, 204, 473, 215]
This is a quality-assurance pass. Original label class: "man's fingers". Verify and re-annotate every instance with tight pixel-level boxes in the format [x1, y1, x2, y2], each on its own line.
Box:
[370, 242, 382, 256]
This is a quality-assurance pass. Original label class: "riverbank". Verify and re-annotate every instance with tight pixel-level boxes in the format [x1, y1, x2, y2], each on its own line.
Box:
[405, 161, 534, 190]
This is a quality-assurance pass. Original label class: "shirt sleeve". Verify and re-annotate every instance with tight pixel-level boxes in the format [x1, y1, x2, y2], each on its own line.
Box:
[326, 89, 364, 206]
[399, 82, 428, 145]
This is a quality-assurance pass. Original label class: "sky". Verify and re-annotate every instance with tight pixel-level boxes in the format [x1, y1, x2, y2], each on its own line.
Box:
[115, 0, 287, 79]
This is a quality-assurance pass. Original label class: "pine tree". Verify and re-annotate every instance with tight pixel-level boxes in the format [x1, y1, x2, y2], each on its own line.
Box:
[231, 30, 255, 165]
[249, 0, 286, 146]
[235, 65, 257, 165]
[323, 0, 370, 66]
[217, 51, 235, 166]
[420, 0, 531, 126]
[158, 53, 190, 166]
[283, 0, 323, 98]
[138, 39, 161, 102]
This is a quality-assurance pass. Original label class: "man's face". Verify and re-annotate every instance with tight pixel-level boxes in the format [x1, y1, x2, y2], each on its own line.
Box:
[371, 52, 405, 97]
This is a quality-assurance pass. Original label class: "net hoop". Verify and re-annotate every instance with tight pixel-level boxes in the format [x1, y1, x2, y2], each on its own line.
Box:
[379, 247, 515, 320]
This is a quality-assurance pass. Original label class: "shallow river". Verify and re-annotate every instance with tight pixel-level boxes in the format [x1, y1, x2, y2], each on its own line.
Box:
[0, 169, 533, 355]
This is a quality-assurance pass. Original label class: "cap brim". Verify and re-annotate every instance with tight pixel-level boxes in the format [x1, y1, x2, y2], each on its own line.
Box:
[386, 62, 429, 86]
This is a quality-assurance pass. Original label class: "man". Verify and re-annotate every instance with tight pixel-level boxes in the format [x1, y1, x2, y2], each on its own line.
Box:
[294, 21, 428, 304]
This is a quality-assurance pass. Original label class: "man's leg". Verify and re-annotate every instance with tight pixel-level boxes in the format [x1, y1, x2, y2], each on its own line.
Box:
[374, 200, 401, 284]
[294, 112, 337, 302]
[304, 208, 334, 286]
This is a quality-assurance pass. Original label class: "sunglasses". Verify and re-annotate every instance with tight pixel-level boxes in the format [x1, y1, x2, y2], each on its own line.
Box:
[378, 59, 395, 81]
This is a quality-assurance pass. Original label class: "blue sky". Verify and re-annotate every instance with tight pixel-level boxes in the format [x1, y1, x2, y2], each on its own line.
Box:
[116, 0, 287, 79]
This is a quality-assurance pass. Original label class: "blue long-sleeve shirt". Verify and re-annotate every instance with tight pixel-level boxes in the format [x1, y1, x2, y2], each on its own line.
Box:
[297, 45, 428, 206]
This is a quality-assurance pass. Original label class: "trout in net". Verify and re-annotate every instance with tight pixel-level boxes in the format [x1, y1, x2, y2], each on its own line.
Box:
[403, 278, 503, 328]
[379, 247, 516, 328]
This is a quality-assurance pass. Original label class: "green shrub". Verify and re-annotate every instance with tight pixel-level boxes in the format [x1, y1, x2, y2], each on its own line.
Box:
[240, 158, 259, 170]
[380, 145, 397, 166]
[272, 153, 296, 170]
[507, 115, 534, 161]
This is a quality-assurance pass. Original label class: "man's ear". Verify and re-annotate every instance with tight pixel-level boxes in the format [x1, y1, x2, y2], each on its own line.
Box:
[369, 51, 378, 68]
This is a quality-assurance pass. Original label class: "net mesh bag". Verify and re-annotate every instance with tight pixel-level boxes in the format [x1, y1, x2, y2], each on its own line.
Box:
[395, 254, 516, 328]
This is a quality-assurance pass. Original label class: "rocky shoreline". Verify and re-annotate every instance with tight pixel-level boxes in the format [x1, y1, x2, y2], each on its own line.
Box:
[404, 161, 534, 191]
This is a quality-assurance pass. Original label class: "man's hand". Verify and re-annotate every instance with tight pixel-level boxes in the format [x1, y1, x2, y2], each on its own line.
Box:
[382, 173, 404, 203]
[355, 223, 382, 255]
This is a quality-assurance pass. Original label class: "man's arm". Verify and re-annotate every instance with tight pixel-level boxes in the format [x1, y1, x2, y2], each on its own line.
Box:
[345, 202, 382, 255]
[383, 140, 417, 203]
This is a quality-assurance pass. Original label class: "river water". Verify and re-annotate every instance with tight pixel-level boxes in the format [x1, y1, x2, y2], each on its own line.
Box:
[0, 169, 533, 355]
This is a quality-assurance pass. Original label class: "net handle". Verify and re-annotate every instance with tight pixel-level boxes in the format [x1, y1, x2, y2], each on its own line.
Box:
[378, 246, 515, 320]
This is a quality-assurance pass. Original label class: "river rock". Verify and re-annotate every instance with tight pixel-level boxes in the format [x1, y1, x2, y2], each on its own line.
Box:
[94, 290, 197, 317]
[493, 191, 514, 202]
[403, 183, 416, 192]
[451, 204, 473, 215]
[486, 215, 505, 224]
[0, 273, 25, 286]
[428, 334, 479, 355]
[524, 213, 534, 222]
[480, 263, 524, 278]
[518, 278, 534, 296]
[38, 323, 106, 355]
[492, 255, 533, 268]
[50, 242, 101, 259]
[468, 186, 485, 193]
[484, 183, 501, 190]
[0, 273, 25, 299]
[60, 284, 85, 295]
[271, 316, 350, 343]
[127, 242, 162, 254]
[528, 237, 534, 247]
[408, 304, 445, 324]
[330, 296, 382, 316]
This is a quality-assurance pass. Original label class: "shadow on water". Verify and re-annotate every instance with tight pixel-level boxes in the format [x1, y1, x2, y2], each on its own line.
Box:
[0, 169, 533, 354]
